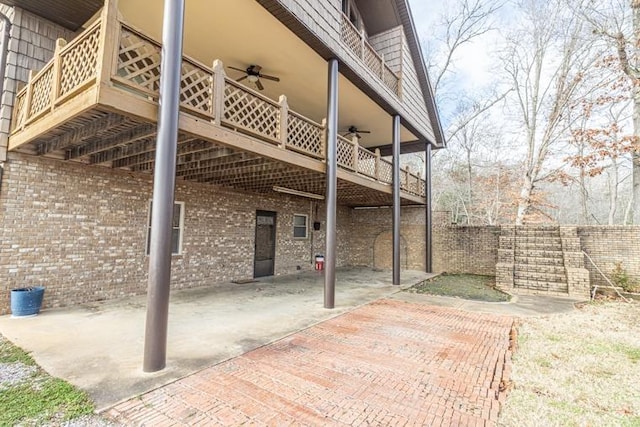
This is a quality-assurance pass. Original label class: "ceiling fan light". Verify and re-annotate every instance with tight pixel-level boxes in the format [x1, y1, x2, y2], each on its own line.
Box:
[247, 75, 259, 83]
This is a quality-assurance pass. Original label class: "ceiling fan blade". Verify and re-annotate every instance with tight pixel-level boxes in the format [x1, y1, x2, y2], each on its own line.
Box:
[359, 130, 371, 134]
[236, 75, 248, 82]
[259, 74, 280, 82]
[228, 66, 248, 73]
[256, 80, 264, 91]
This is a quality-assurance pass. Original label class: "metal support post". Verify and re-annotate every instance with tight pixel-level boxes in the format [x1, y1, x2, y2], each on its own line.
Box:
[425, 143, 433, 273]
[143, 0, 185, 373]
[392, 115, 401, 285]
[324, 58, 339, 309]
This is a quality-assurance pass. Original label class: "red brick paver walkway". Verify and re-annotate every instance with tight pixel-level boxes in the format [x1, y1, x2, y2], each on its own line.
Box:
[106, 299, 514, 426]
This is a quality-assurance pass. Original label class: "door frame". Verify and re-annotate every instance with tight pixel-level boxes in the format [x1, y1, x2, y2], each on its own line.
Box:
[254, 210, 277, 277]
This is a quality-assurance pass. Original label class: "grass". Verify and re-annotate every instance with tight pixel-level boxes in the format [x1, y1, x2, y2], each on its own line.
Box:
[499, 300, 640, 426]
[0, 335, 96, 426]
[406, 273, 510, 302]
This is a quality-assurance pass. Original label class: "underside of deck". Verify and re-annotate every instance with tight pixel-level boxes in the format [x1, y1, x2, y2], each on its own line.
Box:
[8, 8, 427, 207]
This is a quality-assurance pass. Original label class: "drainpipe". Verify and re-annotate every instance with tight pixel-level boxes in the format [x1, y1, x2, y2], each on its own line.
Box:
[0, 10, 12, 170]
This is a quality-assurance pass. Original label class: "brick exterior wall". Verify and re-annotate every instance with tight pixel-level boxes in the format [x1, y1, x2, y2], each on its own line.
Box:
[0, 153, 430, 315]
[432, 211, 500, 276]
[0, 153, 360, 314]
[578, 226, 640, 288]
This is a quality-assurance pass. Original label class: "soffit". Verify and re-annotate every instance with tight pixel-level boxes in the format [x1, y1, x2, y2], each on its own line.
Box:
[118, 0, 417, 148]
[354, 0, 401, 34]
[0, 0, 102, 30]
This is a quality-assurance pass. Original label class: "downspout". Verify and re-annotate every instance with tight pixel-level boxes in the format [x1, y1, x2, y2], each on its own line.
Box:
[0, 11, 11, 195]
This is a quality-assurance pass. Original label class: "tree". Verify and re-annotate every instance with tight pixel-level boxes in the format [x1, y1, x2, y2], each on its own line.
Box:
[578, 0, 640, 223]
[503, 0, 602, 224]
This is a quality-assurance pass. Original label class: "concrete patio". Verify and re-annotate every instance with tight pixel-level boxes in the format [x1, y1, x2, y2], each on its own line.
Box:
[0, 267, 432, 410]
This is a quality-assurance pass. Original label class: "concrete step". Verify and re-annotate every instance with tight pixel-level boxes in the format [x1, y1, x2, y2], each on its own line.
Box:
[514, 255, 564, 266]
[515, 227, 559, 237]
[514, 279, 569, 293]
[514, 270, 566, 283]
[515, 241, 563, 251]
[515, 236, 562, 246]
[514, 249, 564, 259]
[515, 264, 566, 275]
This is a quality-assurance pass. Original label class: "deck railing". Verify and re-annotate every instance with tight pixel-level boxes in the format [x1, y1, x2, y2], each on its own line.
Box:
[340, 14, 401, 97]
[10, 13, 424, 197]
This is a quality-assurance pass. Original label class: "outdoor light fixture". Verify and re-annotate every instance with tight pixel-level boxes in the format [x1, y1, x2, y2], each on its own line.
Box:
[273, 186, 324, 200]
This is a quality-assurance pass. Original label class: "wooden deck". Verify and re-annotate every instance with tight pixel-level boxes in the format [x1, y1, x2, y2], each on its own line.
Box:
[8, 4, 425, 207]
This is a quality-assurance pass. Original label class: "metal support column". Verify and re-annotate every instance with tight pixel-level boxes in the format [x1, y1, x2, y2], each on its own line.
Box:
[425, 143, 433, 273]
[392, 115, 401, 285]
[143, 0, 185, 373]
[324, 58, 339, 309]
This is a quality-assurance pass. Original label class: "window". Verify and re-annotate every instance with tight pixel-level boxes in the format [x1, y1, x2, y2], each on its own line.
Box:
[342, 0, 365, 32]
[293, 214, 308, 239]
[146, 201, 184, 255]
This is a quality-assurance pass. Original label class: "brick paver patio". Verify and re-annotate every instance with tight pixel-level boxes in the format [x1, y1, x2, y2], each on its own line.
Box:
[106, 299, 514, 426]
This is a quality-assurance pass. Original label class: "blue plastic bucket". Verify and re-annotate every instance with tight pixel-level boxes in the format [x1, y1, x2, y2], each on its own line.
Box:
[10, 286, 45, 317]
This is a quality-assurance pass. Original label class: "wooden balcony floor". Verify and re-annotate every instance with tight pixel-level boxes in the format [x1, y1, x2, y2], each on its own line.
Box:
[12, 106, 422, 207]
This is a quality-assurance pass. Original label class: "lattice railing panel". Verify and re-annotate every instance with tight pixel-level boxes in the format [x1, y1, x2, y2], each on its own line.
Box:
[378, 159, 392, 184]
[28, 64, 54, 118]
[337, 135, 355, 170]
[364, 42, 382, 77]
[418, 179, 426, 197]
[357, 147, 376, 178]
[383, 65, 400, 95]
[59, 23, 101, 97]
[12, 90, 27, 131]
[341, 14, 361, 57]
[180, 60, 213, 116]
[117, 27, 162, 96]
[223, 81, 279, 142]
[287, 112, 323, 158]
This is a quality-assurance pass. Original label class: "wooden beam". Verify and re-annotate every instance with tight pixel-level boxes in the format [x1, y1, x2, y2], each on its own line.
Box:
[36, 113, 126, 155]
[112, 137, 207, 169]
[68, 123, 157, 160]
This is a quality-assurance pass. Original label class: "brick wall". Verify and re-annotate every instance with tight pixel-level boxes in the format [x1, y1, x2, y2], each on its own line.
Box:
[432, 212, 500, 275]
[347, 206, 426, 271]
[429, 215, 640, 288]
[578, 226, 640, 288]
[0, 153, 357, 314]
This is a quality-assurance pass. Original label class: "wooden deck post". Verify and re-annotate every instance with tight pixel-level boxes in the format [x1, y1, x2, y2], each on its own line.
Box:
[279, 95, 288, 149]
[96, 0, 120, 87]
[352, 136, 359, 172]
[374, 148, 381, 181]
[212, 60, 225, 126]
[51, 39, 67, 108]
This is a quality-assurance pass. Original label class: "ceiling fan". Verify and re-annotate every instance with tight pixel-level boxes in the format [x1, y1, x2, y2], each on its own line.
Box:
[228, 64, 280, 91]
[343, 125, 371, 139]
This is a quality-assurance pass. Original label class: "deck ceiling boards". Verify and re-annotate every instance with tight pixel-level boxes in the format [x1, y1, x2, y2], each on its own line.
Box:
[0, 0, 102, 30]
[13, 110, 416, 207]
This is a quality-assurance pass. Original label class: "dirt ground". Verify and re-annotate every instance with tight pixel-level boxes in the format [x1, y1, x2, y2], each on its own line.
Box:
[498, 300, 640, 426]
